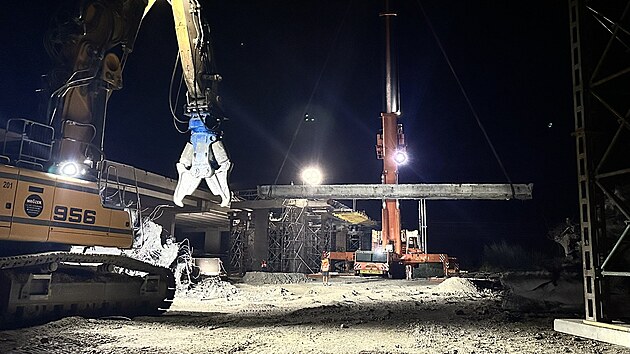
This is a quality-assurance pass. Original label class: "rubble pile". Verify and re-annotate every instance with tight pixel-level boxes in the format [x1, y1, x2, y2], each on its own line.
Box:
[176, 276, 239, 300]
[123, 217, 178, 268]
[433, 277, 483, 297]
[241, 272, 311, 285]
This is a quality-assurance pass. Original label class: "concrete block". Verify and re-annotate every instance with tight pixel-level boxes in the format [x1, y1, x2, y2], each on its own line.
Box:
[554, 318, 630, 348]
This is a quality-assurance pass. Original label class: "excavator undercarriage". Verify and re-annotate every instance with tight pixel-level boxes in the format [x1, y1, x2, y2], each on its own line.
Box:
[0, 252, 174, 329]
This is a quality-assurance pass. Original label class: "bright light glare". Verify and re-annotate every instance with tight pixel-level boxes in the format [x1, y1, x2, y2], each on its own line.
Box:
[59, 161, 87, 177]
[393, 150, 408, 165]
[301, 166, 323, 185]
[60, 161, 79, 177]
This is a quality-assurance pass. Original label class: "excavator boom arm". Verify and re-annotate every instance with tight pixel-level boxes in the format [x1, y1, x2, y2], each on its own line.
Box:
[169, 0, 231, 208]
[47, 0, 231, 208]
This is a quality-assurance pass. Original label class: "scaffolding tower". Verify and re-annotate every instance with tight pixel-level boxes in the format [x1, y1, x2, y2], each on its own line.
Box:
[267, 210, 283, 272]
[277, 205, 331, 273]
[229, 203, 341, 274]
[228, 211, 252, 275]
[280, 206, 308, 273]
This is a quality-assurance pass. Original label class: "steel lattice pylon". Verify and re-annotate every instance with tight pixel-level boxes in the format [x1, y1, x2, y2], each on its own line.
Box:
[570, 0, 630, 322]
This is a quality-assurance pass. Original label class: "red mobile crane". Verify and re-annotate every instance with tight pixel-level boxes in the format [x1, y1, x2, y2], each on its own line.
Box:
[353, 0, 457, 279]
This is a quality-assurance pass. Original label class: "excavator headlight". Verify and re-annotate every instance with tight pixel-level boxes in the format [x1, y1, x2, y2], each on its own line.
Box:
[59, 161, 86, 177]
[60, 161, 78, 176]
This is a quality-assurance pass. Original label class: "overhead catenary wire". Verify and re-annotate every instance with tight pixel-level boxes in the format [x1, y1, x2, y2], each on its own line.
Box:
[273, 0, 353, 186]
[416, 0, 515, 198]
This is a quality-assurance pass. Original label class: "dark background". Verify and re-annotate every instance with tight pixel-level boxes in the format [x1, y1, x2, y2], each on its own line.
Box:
[0, 1, 576, 268]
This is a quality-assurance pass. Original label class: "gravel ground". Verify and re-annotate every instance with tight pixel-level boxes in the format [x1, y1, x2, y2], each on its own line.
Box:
[0, 275, 625, 354]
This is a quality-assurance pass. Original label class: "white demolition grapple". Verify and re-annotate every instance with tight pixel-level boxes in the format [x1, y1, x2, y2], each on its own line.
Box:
[173, 139, 232, 208]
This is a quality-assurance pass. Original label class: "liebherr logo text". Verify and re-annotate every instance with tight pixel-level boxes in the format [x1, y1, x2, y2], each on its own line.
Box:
[26, 198, 42, 205]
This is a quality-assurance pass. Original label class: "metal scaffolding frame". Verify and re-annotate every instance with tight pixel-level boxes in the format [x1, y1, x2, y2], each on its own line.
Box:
[303, 211, 322, 271]
[569, 0, 630, 322]
[258, 205, 334, 274]
[228, 211, 252, 275]
[227, 202, 359, 274]
[280, 206, 327, 273]
[347, 226, 361, 251]
[305, 212, 332, 271]
[267, 211, 283, 272]
[280, 206, 307, 273]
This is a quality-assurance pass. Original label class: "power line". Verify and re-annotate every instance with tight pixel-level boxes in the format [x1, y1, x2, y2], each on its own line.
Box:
[416, 0, 515, 197]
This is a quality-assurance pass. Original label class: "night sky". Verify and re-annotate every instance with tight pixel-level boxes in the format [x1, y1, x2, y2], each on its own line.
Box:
[1, 1, 575, 267]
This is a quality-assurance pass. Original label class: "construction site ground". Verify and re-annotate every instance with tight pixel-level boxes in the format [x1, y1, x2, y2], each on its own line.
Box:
[0, 272, 625, 354]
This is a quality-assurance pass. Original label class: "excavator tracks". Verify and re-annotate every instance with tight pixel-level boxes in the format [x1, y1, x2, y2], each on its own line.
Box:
[0, 252, 175, 329]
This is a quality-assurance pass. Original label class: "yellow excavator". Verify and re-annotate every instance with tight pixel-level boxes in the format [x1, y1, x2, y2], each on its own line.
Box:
[0, 0, 232, 327]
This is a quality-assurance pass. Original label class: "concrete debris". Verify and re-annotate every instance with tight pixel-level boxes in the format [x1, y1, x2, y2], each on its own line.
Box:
[265, 287, 293, 297]
[241, 272, 312, 285]
[123, 217, 178, 269]
[176, 276, 238, 300]
[173, 239, 196, 289]
[433, 277, 483, 297]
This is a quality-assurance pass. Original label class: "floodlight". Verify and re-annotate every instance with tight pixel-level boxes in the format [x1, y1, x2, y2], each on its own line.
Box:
[301, 166, 323, 185]
[393, 150, 408, 165]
